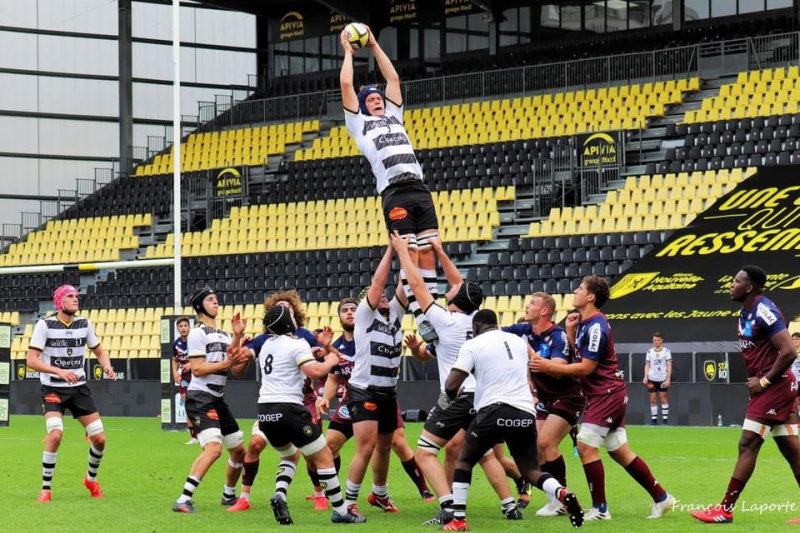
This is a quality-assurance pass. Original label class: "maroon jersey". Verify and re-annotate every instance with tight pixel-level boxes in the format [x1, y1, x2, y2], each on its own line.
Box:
[302, 377, 319, 405]
[738, 295, 789, 377]
[574, 312, 625, 396]
[331, 335, 356, 401]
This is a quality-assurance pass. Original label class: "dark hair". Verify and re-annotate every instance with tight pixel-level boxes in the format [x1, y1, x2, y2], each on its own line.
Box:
[338, 297, 358, 314]
[175, 317, 190, 326]
[582, 275, 610, 308]
[741, 265, 767, 289]
[472, 308, 498, 335]
[653, 332, 663, 339]
[792, 332, 800, 340]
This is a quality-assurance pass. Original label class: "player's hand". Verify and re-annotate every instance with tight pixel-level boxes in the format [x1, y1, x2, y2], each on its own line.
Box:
[104, 366, 117, 381]
[316, 326, 334, 349]
[427, 234, 443, 250]
[182, 363, 192, 373]
[390, 230, 410, 253]
[231, 312, 246, 336]
[58, 369, 79, 384]
[436, 391, 454, 411]
[642, 377, 648, 385]
[746, 376, 763, 394]
[664, 380, 671, 388]
[316, 397, 330, 417]
[405, 334, 422, 351]
[364, 24, 377, 48]
[530, 356, 550, 374]
[565, 312, 581, 330]
[340, 29, 354, 53]
[311, 346, 326, 362]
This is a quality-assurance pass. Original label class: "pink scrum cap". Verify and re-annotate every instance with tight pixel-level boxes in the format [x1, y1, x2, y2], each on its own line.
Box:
[53, 284, 78, 311]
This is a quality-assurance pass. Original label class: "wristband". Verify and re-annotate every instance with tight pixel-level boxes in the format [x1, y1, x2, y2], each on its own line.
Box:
[759, 376, 771, 388]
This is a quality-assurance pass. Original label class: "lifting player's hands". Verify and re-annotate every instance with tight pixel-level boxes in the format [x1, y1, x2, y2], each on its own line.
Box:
[340, 29, 354, 54]
[364, 24, 377, 48]
[390, 231, 411, 253]
[231, 312, 247, 337]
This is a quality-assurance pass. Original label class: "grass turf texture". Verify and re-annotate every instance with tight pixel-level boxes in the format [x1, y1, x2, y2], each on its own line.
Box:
[1, 416, 799, 531]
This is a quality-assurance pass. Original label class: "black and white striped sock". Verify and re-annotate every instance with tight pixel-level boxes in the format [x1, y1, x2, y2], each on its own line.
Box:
[87, 444, 103, 482]
[42, 451, 57, 491]
[178, 475, 200, 503]
[318, 467, 346, 515]
[274, 460, 296, 500]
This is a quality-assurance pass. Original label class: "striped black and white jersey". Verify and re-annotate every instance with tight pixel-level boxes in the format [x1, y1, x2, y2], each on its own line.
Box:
[257, 334, 316, 405]
[453, 329, 535, 415]
[350, 297, 404, 390]
[344, 99, 423, 195]
[187, 323, 231, 398]
[29, 315, 100, 387]
[425, 305, 477, 394]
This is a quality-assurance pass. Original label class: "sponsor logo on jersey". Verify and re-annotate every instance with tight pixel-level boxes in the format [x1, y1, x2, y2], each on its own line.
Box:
[587, 323, 602, 352]
[373, 132, 410, 151]
[364, 401, 378, 411]
[207, 409, 219, 420]
[756, 302, 778, 326]
[388, 207, 408, 221]
[43, 393, 61, 404]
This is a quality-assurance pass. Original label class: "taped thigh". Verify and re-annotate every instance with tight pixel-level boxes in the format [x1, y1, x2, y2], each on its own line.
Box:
[742, 418, 770, 439]
[576, 423, 609, 449]
[603, 427, 628, 452]
[222, 430, 244, 449]
[198, 427, 223, 447]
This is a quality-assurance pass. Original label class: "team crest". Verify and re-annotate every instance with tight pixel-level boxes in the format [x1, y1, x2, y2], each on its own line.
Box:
[302, 425, 313, 436]
[704, 360, 717, 381]
[609, 272, 659, 299]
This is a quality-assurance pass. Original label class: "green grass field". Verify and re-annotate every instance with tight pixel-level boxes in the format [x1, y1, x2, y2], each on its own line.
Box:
[1, 416, 798, 532]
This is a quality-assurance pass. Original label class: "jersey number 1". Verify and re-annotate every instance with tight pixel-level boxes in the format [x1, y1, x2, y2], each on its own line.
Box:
[504, 341, 514, 360]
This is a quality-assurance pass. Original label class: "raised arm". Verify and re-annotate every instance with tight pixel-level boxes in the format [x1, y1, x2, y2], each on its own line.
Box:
[366, 245, 394, 308]
[366, 28, 401, 105]
[430, 236, 463, 286]
[339, 30, 359, 112]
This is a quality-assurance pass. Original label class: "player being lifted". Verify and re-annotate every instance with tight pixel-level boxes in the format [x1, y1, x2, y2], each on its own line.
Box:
[531, 276, 676, 521]
[254, 304, 365, 525]
[442, 309, 584, 531]
[28, 285, 116, 503]
[316, 297, 433, 502]
[340, 24, 439, 343]
[172, 287, 252, 513]
[691, 266, 800, 525]
[391, 232, 521, 525]
[503, 292, 586, 517]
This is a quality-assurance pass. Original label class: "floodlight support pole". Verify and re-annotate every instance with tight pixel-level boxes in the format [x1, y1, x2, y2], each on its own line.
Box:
[172, 0, 183, 314]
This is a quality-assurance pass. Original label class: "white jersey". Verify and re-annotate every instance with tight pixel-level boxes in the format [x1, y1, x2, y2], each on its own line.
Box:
[645, 346, 672, 382]
[187, 323, 231, 398]
[350, 297, 404, 390]
[791, 353, 800, 381]
[344, 99, 423, 195]
[425, 304, 477, 393]
[453, 329, 534, 414]
[29, 315, 100, 388]
[257, 334, 315, 405]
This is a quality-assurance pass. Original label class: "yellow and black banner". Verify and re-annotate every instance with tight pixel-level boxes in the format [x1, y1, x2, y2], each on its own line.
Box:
[577, 131, 621, 168]
[605, 166, 800, 342]
[213, 167, 243, 198]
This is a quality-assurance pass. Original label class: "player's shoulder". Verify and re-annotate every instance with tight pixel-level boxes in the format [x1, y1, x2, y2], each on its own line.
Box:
[755, 297, 783, 326]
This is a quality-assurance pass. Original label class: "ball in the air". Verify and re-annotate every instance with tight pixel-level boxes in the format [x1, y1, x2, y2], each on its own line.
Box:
[345, 22, 370, 50]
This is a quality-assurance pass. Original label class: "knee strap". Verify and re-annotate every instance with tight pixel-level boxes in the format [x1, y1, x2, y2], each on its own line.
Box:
[46, 417, 64, 434]
[85, 419, 104, 437]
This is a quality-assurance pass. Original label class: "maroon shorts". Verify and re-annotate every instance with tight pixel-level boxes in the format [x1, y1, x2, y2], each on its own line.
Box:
[583, 387, 628, 430]
[746, 376, 797, 422]
[304, 399, 322, 427]
[536, 393, 587, 427]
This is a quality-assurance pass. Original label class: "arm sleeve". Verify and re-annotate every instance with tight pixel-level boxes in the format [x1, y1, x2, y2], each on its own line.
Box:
[344, 110, 366, 144]
[580, 322, 607, 362]
[550, 330, 569, 361]
[502, 323, 529, 336]
[294, 339, 315, 367]
[187, 328, 206, 358]
[298, 328, 321, 348]
[757, 302, 786, 338]
[425, 304, 454, 330]
[29, 320, 48, 350]
[86, 319, 100, 349]
[385, 99, 404, 124]
[355, 298, 374, 322]
[665, 349, 672, 361]
[389, 297, 406, 319]
[645, 349, 653, 363]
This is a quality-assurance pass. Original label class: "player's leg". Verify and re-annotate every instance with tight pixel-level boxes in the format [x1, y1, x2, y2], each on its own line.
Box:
[326, 420, 352, 474]
[345, 419, 378, 509]
[215, 403, 244, 506]
[39, 409, 64, 502]
[477, 449, 522, 519]
[647, 382, 658, 425]
[415, 429, 455, 522]
[367, 407, 399, 513]
[607, 433, 673, 517]
[576, 423, 610, 519]
[535, 413, 573, 516]
[447, 417, 497, 531]
[302, 437, 366, 524]
[493, 443, 529, 507]
[773, 415, 800, 523]
[228, 423, 267, 511]
[659, 389, 669, 425]
[74, 387, 106, 499]
[391, 414, 432, 500]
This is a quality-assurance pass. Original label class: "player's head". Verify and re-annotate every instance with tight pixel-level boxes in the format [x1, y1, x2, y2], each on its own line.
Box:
[472, 308, 498, 337]
[338, 297, 358, 332]
[446, 281, 483, 314]
[53, 284, 79, 316]
[524, 292, 556, 322]
[190, 287, 218, 318]
[792, 332, 800, 351]
[732, 265, 766, 302]
[652, 332, 663, 348]
[175, 317, 191, 337]
[263, 305, 297, 335]
[264, 289, 306, 327]
[573, 275, 609, 310]
[358, 285, 390, 315]
[358, 85, 384, 116]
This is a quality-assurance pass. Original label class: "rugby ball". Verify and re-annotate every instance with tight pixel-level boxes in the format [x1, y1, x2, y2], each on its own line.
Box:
[345, 22, 370, 50]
